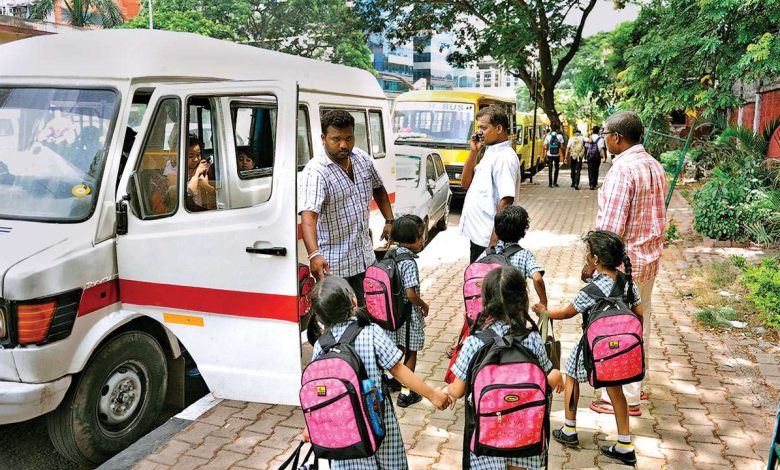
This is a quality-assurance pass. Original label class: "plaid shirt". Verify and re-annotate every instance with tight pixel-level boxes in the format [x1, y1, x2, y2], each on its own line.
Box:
[299, 146, 383, 277]
[597, 144, 667, 282]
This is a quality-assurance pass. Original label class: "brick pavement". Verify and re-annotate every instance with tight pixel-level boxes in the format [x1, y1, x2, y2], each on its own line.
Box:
[132, 165, 778, 469]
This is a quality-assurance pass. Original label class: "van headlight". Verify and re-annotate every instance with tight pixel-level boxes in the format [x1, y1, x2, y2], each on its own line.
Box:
[0, 305, 6, 339]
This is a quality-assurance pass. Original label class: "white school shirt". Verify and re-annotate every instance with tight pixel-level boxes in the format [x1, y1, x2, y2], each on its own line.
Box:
[544, 132, 565, 156]
[458, 140, 519, 247]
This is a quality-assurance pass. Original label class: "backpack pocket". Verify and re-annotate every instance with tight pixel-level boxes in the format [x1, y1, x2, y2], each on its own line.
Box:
[301, 377, 372, 459]
[590, 333, 644, 386]
[474, 384, 547, 456]
[364, 272, 394, 329]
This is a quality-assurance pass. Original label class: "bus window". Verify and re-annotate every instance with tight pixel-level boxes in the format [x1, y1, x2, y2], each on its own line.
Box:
[297, 106, 312, 170]
[231, 102, 276, 180]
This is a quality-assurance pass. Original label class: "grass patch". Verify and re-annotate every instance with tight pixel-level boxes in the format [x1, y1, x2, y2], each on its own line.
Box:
[700, 259, 738, 289]
[687, 259, 748, 329]
[695, 306, 738, 327]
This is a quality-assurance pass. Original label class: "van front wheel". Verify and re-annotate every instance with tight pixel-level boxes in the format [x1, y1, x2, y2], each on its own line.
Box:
[47, 331, 168, 466]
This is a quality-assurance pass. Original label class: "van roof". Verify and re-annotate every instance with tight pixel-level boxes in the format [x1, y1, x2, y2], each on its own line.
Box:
[394, 90, 514, 104]
[0, 30, 384, 99]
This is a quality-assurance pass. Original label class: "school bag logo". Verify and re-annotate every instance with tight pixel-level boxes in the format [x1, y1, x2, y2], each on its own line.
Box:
[548, 132, 561, 155]
[364, 249, 415, 330]
[300, 322, 385, 460]
[580, 276, 645, 389]
[463, 245, 522, 326]
[463, 329, 550, 466]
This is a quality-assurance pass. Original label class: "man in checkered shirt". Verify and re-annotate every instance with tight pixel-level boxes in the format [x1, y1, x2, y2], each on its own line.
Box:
[587, 110, 667, 415]
[299, 110, 395, 303]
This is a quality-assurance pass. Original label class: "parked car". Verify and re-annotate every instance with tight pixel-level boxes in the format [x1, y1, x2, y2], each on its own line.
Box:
[393, 145, 451, 239]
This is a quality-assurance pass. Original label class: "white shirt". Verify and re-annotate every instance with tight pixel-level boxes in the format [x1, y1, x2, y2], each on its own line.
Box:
[544, 132, 564, 156]
[589, 134, 606, 150]
[458, 140, 519, 247]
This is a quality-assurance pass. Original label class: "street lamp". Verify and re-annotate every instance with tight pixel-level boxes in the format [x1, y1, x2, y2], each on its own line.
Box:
[148, 0, 154, 30]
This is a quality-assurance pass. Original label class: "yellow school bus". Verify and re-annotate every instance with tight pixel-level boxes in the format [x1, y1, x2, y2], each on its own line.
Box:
[392, 90, 516, 196]
[515, 111, 550, 179]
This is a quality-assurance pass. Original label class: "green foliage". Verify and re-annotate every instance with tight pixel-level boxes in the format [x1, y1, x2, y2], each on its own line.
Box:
[665, 218, 680, 241]
[659, 150, 681, 173]
[356, 0, 628, 130]
[691, 170, 764, 240]
[741, 258, 780, 328]
[29, 0, 124, 27]
[730, 255, 747, 269]
[695, 306, 738, 328]
[620, 0, 780, 117]
[122, 0, 374, 71]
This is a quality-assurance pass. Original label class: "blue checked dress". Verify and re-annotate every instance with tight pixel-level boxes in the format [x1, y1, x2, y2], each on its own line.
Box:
[298, 147, 383, 277]
[564, 272, 642, 383]
[451, 321, 553, 470]
[312, 317, 407, 469]
[475, 241, 545, 279]
[388, 247, 426, 352]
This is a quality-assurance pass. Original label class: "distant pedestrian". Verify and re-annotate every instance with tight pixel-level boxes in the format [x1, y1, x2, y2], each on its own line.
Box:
[566, 129, 587, 190]
[459, 105, 519, 263]
[544, 124, 565, 187]
[586, 126, 607, 190]
[587, 110, 667, 417]
[298, 110, 395, 303]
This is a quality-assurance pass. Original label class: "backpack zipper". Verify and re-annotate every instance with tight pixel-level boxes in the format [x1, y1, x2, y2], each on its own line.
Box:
[304, 390, 349, 413]
[592, 334, 642, 363]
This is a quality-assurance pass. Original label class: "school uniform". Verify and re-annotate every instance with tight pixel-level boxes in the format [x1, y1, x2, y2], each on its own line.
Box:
[388, 247, 425, 352]
[451, 321, 553, 470]
[312, 318, 407, 469]
[475, 241, 544, 279]
[563, 272, 642, 383]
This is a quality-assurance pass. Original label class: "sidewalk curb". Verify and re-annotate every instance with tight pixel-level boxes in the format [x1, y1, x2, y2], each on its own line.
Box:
[98, 395, 221, 470]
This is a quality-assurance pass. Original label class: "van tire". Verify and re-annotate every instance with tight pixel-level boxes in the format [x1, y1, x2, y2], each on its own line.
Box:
[47, 331, 168, 466]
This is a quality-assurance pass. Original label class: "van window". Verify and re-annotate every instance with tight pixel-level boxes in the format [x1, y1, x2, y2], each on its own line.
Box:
[368, 110, 385, 158]
[134, 98, 180, 219]
[433, 153, 445, 178]
[297, 106, 312, 170]
[426, 155, 436, 182]
[232, 102, 276, 180]
[186, 98, 220, 212]
[322, 108, 369, 154]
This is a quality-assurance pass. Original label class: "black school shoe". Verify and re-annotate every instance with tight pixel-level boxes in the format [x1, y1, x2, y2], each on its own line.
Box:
[384, 376, 402, 392]
[600, 444, 637, 466]
[552, 428, 579, 448]
[397, 391, 422, 408]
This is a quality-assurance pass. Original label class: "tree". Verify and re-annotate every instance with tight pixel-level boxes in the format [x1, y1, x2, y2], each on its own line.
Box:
[356, 0, 627, 130]
[28, 0, 124, 28]
[121, 0, 374, 72]
[621, 0, 780, 118]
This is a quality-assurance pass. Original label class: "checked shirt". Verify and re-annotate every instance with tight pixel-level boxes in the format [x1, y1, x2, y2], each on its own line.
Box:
[299, 147, 383, 277]
[388, 247, 425, 352]
[597, 144, 667, 283]
[475, 241, 544, 279]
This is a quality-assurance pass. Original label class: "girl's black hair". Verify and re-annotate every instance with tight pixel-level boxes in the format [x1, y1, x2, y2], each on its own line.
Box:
[583, 230, 636, 305]
[391, 214, 424, 244]
[473, 266, 533, 336]
[306, 276, 371, 345]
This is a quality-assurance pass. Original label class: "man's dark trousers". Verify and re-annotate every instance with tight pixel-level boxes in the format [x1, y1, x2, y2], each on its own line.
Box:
[587, 157, 601, 189]
[547, 156, 560, 186]
[570, 159, 582, 189]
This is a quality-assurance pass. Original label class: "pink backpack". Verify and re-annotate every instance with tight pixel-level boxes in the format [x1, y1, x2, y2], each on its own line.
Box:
[364, 249, 415, 330]
[580, 276, 645, 389]
[300, 322, 385, 459]
[463, 329, 550, 464]
[463, 245, 522, 326]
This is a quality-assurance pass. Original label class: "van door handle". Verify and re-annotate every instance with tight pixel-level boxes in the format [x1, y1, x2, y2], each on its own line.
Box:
[246, 247, 287, 256]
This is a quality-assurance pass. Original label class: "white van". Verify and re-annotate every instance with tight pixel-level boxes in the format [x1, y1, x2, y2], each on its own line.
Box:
[0, 30, 395, 465]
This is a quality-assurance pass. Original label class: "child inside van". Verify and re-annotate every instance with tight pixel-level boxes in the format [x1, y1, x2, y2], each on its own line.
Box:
[532, 230, 643, 466]
[386, 215, 430, 408]
[444, 266, 564, 470]
[237, 148, 256, 171]
[304, 276, 450, 469]
[476, 206, 547, 308]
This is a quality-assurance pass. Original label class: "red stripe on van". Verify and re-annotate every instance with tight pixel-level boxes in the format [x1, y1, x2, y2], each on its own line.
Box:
[119, 279, 298, 323]
[78, 278, 120, 316]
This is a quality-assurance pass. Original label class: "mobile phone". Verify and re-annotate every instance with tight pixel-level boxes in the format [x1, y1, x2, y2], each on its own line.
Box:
[201, 155, 212, 164]
[471, 132, 483, 142]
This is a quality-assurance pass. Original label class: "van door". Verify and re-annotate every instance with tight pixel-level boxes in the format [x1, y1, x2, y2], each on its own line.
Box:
[116, 81, 301, 405]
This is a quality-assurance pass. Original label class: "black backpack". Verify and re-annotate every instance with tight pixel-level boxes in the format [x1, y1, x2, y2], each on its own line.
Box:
[548, 132, 561, 155]
[587, 136, 602, 160]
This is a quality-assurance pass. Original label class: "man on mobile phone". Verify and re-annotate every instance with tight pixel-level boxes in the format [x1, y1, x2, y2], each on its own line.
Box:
[459, 105, 519, 263]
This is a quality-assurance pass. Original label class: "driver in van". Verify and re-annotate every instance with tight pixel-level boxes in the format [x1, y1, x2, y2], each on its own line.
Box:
[186, 134, 216, 211]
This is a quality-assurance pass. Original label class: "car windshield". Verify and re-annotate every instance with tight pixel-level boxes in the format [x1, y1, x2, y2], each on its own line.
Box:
[393, 101, 474, 145]
[396, 154, 421, 188]
[0, 87, 119, 222]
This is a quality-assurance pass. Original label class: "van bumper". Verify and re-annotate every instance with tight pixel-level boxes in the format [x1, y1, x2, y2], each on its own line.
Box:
[0, 375, 71, 424]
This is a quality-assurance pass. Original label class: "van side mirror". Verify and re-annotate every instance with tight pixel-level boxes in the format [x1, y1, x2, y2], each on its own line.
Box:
[116, 195, 130, 235]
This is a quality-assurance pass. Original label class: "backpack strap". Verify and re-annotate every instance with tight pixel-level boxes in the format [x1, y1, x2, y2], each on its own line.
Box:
[394, 252, 417, 263]
[500, 244, 523, 259]
[336, 320, 364, 346]
[583, 281, 606, 299]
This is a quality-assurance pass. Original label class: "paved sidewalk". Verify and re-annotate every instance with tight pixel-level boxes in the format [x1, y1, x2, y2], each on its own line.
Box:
[132, 166, 778, 470]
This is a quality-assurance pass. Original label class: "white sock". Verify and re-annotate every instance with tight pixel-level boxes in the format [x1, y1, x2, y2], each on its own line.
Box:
[400, 387, 410, 396]
[562, 419, 577, 436]
[615, 435, 634, 453]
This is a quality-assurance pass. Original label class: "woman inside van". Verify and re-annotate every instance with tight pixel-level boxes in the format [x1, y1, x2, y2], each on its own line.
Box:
[186, 134, 217, 211]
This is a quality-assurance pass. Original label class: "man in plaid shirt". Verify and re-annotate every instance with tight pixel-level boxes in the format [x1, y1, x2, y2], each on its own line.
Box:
[299, 110, 395, 303]
[588, 110, 667, 416]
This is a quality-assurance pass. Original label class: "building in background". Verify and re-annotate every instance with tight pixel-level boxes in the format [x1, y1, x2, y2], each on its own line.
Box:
[369, 33, 415, 100]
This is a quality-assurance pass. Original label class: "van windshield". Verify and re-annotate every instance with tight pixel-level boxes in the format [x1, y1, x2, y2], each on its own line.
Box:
[393, 101, 474, 145]
[0, 88, 119, 222]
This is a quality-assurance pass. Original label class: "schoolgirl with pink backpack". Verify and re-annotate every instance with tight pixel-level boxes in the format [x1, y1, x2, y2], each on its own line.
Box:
[532, 230, 645, 466]
[443, 266, 564, 470]
[300, 276, 450, 469]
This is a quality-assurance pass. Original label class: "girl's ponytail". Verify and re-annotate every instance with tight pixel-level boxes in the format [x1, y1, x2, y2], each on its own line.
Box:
[306, 317, 323, 346]
[623, 253, 636, 305]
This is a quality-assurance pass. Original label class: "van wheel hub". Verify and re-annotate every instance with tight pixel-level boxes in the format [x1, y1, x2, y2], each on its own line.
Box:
[99, 364, 143, 426]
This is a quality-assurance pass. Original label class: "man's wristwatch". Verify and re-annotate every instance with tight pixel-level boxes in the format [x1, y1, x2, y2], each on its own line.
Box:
[385, 219, 394, 225]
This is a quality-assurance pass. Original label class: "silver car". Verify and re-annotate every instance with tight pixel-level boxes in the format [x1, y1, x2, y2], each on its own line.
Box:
[393, 145, 452, 239]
